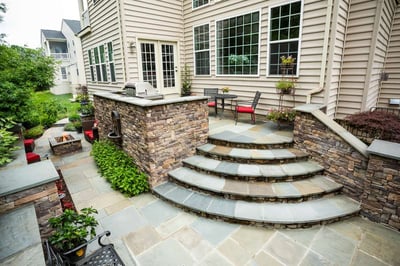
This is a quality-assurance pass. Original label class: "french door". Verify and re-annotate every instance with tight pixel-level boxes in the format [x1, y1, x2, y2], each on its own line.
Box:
[138, 40, 179, 95]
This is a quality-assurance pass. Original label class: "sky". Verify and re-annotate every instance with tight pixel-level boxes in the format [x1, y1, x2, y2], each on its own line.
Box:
[0, 0, 80, 48]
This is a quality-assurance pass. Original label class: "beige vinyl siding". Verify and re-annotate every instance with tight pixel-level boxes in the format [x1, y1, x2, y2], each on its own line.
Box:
[325, 0, 350, 117]
[81, 0, 123, 93]
[122, 0, 184, 83]
[335, 0, 377, 118]
[379, 2, 400, 107]
[182, 0, 329, 115]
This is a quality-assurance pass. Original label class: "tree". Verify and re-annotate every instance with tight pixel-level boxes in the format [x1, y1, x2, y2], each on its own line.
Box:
[0, 45, 57, 122]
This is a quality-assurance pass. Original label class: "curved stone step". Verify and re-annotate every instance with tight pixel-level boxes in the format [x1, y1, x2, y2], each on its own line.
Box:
[182, 155, 324, 182]
[208, 130, 293, 149]
[197, 143, 309, 164]
[153, 182, 360, 228]
[169, 167, 343, 202]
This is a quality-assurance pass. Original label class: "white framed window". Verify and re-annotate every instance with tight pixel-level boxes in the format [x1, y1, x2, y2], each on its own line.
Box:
[107, 42, 116, 82]
[193, 0, 209, 9]
[194, 24, 210, 75]
[88, 49, 95, 81]
[216, 11, 260, 76]
[268, 1, 302, 76]
[88, 41, 116, 83]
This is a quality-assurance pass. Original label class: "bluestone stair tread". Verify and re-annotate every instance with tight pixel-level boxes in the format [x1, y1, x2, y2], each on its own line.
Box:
[153, 182, 360, 224]
[183, 155, 324, 178]
[209, 130, 293, 145]
[169, 167, 342, 199]
[197, 144, 308, 161]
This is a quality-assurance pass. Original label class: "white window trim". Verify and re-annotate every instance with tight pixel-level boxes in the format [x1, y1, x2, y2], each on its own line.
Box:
[192, 0, 210, 10]
[214, 9, 261, 77]
[88, 41, 116, 83]
[193, 23, 211, 77]
[266, 0, 303, 78]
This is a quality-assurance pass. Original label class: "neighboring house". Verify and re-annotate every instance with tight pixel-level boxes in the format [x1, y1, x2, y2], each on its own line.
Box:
[76, 0, 400, 119]
[41, 19, 86, 95]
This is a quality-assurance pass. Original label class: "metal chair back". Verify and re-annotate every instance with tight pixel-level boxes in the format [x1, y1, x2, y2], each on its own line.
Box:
[252, 91, 262, 109]
[204, 88, 218, 98]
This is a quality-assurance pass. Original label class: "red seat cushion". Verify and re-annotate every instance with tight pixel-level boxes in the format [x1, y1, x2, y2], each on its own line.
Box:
[236, 106, 254, 113]
[24, 139, 34, 145]
[84, 130, 94, 140]
[26, 152, 40, 164]
[207, 101, 216, 107]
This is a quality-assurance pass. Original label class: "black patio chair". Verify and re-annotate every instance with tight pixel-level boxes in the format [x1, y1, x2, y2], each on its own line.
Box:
[44, 231, 125, 266]
[234, 91, 262, 125]
[204, 88, 219, 115]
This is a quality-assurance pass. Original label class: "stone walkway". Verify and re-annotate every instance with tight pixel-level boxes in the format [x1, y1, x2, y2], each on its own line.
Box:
[5, 117, 400, 265]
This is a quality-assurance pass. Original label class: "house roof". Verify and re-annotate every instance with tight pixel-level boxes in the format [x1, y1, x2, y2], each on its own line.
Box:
[63, 19, 81, 34]
[41, 30, 66, 40]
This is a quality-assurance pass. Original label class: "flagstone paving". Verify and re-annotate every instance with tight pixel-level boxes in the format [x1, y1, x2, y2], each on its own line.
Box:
[2, 116, 399, 265]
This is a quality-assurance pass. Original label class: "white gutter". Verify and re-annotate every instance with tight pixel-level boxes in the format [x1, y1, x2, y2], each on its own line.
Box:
[306, 0, 333, 104]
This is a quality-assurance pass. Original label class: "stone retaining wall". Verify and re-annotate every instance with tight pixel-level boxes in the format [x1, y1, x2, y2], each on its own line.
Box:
[0, 182, 62, 239]
[94, 94, 209, 187]
[294, 108, 400, 230]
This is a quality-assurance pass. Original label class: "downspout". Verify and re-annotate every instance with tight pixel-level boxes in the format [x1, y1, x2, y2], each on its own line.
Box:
[116, 0, 127, 83]
[306, 0, 333, 104]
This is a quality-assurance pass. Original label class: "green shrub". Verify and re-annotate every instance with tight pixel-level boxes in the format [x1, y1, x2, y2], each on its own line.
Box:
[23, 125, 44, 139]
[64, 122, 76, 131]
[68, 114, 81, 122]
[0, 118, 20, 166]
[91, 141, 149, 196]
[344, 111, 400, 143]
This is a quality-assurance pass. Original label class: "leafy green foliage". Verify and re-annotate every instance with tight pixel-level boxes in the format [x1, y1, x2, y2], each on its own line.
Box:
[267, 108, 296, 122]
[0, 117, 19, 166]
[91, 141, 149, 196]
[23, 125, 44, 139]
[0, 45, 56, 122]
[64, 123, 76, 131]
[48, 207, 98, 252]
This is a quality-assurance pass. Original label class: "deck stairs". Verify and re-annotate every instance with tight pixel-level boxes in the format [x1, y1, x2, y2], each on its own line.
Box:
[153, 121, 360, 228]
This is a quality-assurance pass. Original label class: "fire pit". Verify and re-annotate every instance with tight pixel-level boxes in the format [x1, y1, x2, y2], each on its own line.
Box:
[49, 134, 82, 155]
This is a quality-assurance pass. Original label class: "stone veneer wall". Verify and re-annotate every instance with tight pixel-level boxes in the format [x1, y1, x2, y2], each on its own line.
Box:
[94, 94, 209, 187]
[294, 108, 399, 230]
[366, 154, 400, 229]
[0, 182, 63, 239]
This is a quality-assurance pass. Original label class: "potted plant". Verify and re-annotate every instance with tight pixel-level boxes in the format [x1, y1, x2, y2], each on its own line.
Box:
[181, 64, 192, 96]
[280, 55, 296, 66]
[275, 80, 295, 94]
[48, 207, 98, 263]
[79, 102, 94, 116]
[222, 87, 230, 94]
[73, 120, 83, 133]
[266, 108, 296, 123]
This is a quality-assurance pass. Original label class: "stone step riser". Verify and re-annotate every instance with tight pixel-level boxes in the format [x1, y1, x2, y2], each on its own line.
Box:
[208, 138, 293, 150]
[196, 149, 309, 165]
[152, 189, 361, 229]
[168, 175, 343, 203]
[182, 163, 325, 182]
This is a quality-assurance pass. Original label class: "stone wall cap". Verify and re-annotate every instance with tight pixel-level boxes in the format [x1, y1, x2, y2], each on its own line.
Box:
[94, 92, 208, 107]
[368, 139, 400, 160]
[294, 104, 324, 113]
[0, 160, 59, 197]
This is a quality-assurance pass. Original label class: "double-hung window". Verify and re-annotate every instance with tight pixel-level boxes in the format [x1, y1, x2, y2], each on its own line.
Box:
[268, 1, 302, 75]
[194, 24, 210, 75]
[107, 42, 116, 82]
[87, 42, 116, 82]
[193, 0, 208, 9]
[88, 50, 95, 82]
[216, 11, 260, 76]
